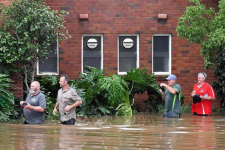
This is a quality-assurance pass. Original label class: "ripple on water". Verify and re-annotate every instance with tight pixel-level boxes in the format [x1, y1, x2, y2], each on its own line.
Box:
[78, 127, 102, 130]
[119, 128, 146, 131]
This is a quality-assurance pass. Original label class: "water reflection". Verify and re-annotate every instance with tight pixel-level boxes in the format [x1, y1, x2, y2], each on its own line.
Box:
[0, 113, 225, 149]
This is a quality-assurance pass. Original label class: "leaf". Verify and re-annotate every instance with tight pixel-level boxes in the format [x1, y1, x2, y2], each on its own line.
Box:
[97, 74, 128, 107]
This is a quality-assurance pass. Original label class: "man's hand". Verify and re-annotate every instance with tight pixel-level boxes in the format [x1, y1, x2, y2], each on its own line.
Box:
[160, 83, 167, 87]
[53, 108, 57, 116]
[64, 105, 72, 112]
[20, 101, 26, 106]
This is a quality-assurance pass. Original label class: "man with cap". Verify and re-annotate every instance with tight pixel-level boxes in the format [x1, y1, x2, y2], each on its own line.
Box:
[159, 74, 181, 118]
[191, 72, 215, 116]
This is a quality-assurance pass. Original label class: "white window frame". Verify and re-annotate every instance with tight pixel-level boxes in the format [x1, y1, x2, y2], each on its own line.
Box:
[152, 34, 171, 75]
[118, 34, 139, 75]
[81, 34, 103, 73]
[37, 39, 59, 75]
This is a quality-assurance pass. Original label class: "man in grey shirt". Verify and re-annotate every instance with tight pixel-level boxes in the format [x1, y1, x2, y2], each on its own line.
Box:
[20, 81, 46, 124]
[53, 75, 82, 125]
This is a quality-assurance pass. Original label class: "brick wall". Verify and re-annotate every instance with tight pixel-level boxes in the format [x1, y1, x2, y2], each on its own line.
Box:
[1, 0, 220, 110]
[44, 0, 220, 111]
[0, 0, 9, 6]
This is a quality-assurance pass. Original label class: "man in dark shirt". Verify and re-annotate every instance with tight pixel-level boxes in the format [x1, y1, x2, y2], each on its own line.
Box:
[20, 81, 46, 124]
[159, 74, 181, 118]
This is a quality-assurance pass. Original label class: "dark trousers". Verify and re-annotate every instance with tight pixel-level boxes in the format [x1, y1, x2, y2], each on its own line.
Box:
[163, 111, 180, 118]
[61, 118, 76, 125]
[24, 121, 30, 124]
[194, 112, 210, 116]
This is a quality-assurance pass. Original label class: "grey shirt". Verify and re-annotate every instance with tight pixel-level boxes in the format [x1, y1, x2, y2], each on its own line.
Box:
[57, 87, 82, 122]
[23, 92, 46, 124]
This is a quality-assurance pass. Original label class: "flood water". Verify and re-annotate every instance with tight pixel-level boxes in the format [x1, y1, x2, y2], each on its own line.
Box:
[1, 113, 225, 150]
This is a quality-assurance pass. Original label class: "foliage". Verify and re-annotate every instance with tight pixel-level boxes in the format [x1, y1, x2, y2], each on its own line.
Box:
[176, 0, 215, 68]
[116, 92, 134, 116]
[0, 0, 70, 93]
[0, 74, 14, 121]
[124, 68, 163, 112]
[212, 50, 225, 109]
[75, 66, 163, 116]
[176, 0, 225, 108]
[97, 74, 128, 107]
[74, 66, 112, 116]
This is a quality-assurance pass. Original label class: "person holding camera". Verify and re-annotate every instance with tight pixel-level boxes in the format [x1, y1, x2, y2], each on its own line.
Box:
[191, 72, 215, 116]
[159, 74, 181, 118]
[20, 81, 46, 124]
[53, 75, 82, 125]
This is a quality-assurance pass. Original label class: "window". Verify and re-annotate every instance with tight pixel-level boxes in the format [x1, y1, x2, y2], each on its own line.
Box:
[82, 34, 103, 73]
[152, 34, 171, 75]
[37, 40, 59, 75]
[118, 34, 139, 75]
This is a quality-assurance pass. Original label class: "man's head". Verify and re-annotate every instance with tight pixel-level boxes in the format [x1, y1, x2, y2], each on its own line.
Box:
[198, 72, 207, 84]
[59, 74, 70, 88]
[30, 81, 40, 94]
[166, 74, 177, 86]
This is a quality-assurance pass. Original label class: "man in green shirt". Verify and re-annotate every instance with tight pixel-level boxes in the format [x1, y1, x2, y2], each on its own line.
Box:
[159, 74, 181, 118]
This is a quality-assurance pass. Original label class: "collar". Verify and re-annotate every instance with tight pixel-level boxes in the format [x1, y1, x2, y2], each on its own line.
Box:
[31, 91, 40, 97]
[197, 82, 206, 89]
[62, 87, 70, 93]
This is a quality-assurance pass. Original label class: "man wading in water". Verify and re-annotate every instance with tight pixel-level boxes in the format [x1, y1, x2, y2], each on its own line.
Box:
[159, 74, 181, 118]
[53, 75, 82, 125]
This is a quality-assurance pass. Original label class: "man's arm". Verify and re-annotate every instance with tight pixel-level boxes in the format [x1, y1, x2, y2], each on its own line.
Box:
[64, 100, 82, 112]
[53, 101, 59, 116]
[25, 105, 45, 112]
[200, 96, 215, 100]
[160, 83, 177, 94]
[159, 89, 165, 101]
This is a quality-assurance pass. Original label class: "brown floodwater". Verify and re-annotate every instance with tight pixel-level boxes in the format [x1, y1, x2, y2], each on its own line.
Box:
[1, 112, 225, 150]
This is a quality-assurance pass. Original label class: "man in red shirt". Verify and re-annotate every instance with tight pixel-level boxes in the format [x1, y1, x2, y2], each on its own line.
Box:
[191, 72, 215, 116]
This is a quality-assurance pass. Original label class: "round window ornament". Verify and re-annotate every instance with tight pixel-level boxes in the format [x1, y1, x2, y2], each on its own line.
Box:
[123, 38, 134, 49]
[87, 38, 98, 49]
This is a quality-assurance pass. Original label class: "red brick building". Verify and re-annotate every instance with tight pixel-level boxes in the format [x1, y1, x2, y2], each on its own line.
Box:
[1, 0, 221, 110]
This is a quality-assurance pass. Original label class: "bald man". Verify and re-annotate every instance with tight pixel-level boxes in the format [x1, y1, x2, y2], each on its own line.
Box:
[20, 81, 46, 124]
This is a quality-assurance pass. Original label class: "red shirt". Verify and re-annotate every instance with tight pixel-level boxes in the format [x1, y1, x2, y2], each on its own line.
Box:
[191, 82, 215, 115]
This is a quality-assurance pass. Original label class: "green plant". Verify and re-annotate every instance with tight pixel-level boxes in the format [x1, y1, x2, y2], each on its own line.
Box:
[124, 68, 163, 113]
[74, 66, 112, 116]
[0, 0, 70, 93]
[116, 92, 134, 116]
[212, 50, 225, 109]
[97, 74, 128, 107]
[0, 74, 14, 121]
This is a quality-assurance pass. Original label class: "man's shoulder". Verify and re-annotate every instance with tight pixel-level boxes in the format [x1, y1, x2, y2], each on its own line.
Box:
[68, 87, 76, 91]
[174, 83, 181, 88]
[204, 82, 214, 90]
[38, 92, 46, 98]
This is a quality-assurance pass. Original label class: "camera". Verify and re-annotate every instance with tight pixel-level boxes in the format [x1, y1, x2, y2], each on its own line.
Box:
[159, 85, 165, 92]
[23, 102, 28, 106]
